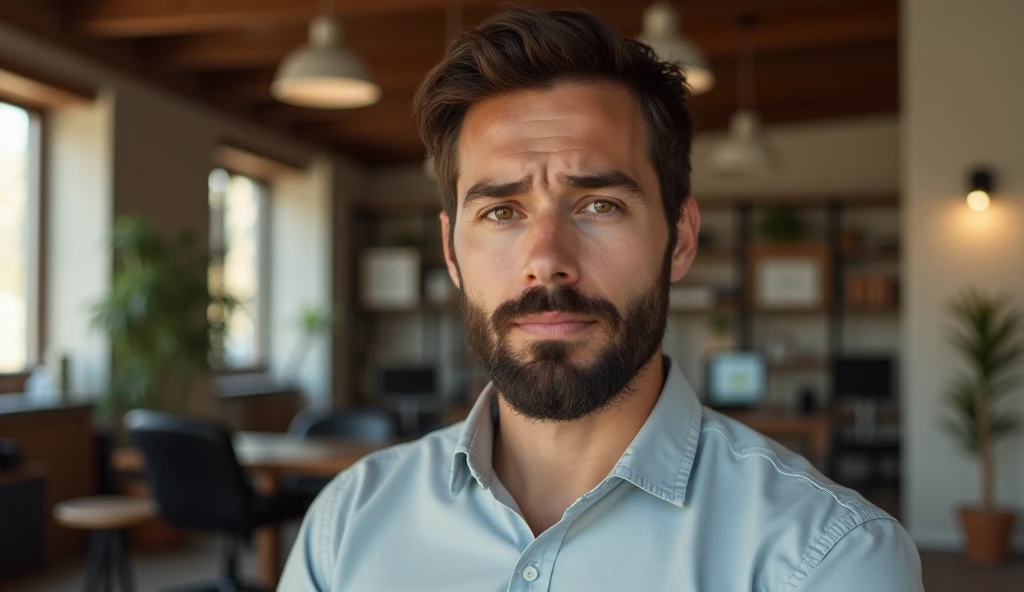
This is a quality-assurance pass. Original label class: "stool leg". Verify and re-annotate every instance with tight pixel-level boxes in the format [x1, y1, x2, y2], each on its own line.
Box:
[111, 529, 135, 592]
[84, 531, 107, 592]
[102, 531, 115, 592]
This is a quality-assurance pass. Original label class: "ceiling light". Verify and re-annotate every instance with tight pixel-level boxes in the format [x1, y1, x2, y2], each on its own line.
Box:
[272, 14, 380, 109]
[710, 110, 780, 175]
[638, 1, 714, 95]
[710, 14, 780, 175]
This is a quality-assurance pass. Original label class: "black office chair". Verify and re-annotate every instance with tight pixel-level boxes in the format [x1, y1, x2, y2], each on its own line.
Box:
[124, 410, 310, 592]
[282, 408, 396, 496]
[288, 407, 397, 442]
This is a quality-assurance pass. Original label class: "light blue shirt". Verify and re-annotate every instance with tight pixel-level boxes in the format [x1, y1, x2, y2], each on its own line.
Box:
[279, 360, 922, 591]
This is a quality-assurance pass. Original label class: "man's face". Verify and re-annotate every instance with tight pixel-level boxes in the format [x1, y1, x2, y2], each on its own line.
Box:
[440, 82, 698, 421]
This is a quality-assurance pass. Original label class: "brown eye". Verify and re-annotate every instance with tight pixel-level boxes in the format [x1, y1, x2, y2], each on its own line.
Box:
[588, 200, 616, 214]
[487, 207, 515, 221]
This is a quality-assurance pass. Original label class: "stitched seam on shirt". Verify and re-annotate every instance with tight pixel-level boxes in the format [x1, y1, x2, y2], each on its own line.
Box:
[319, 472, 347, 585]
[781, 515, 897, 591]
[702, 427, 858, 513]
[674, 402, 703, 504]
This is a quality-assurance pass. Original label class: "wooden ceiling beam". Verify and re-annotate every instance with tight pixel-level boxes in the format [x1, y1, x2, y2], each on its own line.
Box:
[71, 0, 494, 38]
[138, 1, 894, 74]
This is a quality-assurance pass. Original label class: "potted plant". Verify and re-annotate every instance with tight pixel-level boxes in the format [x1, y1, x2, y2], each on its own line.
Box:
[91, 216, 238, 549]
[92, 216, 238, 418]
[940, 289, 1023, 565]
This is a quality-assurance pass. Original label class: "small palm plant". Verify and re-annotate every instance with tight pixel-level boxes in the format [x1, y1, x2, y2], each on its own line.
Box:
[940, 289, 1023, 511]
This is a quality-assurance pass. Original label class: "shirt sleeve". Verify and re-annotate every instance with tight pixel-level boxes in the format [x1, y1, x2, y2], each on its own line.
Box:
[786, 517, 923, 591]
[277, 475, 347, 592]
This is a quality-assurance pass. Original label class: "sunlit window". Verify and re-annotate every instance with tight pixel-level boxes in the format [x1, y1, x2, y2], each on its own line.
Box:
[208, 168, 268, 369]
[0, 101, 38, 374]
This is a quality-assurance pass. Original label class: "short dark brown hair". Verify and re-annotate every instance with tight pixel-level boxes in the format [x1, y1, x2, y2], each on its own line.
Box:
[413, 5, 693, 245]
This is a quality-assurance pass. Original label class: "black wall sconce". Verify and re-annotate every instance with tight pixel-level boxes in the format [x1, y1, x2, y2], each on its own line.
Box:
[966, 167, 995, 212]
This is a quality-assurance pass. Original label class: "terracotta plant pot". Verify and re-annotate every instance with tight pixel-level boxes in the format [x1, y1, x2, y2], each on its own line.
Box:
[958, 506, 1016, 565]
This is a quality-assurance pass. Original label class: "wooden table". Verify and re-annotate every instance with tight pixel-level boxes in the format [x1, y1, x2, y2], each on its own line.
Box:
[721, 410, 840, 469]
[112, 431, 391, 588]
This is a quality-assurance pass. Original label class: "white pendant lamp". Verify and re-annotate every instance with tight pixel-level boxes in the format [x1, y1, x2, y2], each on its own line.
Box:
[272, 12, 380, 109]
[710, 14, 779, 175]
[638, 1, 714, 95]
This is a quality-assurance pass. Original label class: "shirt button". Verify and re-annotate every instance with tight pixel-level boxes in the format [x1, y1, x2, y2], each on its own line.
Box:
[522, 566, 539, 582]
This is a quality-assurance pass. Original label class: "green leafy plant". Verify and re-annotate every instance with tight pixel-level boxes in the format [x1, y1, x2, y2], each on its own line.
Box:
[940, 289, 1023, 510]
[91, 216, 238, 417]
[284, 303, 344, 381]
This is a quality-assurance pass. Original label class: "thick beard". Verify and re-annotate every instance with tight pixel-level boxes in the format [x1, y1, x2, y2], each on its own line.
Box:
[459, 253, 671, 422]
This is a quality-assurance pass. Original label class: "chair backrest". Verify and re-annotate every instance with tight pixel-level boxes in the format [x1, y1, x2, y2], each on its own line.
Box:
[289, 408, 396, 443]
[124, 410, 254, 536]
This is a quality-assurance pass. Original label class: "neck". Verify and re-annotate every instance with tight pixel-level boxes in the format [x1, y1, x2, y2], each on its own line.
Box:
[492, 352, 666, 536]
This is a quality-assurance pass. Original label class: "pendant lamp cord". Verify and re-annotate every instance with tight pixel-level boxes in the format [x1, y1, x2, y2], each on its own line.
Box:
[736, 13, 757, 111]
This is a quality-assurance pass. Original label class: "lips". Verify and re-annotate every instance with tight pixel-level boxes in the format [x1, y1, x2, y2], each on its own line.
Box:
[514, 312, 596, 338]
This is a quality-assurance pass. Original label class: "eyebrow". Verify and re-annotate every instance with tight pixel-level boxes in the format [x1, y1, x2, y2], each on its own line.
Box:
[461, 169, 646, 210]
[562, 170, 646, 203]
[462, 179, 530, 210]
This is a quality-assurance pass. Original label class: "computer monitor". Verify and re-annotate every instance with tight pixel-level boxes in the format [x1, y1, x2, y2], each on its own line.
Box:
[705, 351, 767, 408]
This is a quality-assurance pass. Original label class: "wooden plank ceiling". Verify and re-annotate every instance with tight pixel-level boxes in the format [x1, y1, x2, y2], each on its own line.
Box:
[10, 0, 898, 165]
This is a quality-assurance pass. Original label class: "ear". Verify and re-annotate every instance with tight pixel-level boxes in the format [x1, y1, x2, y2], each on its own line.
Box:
[439, 211, 461, 290]
[669, 197, 701, 283]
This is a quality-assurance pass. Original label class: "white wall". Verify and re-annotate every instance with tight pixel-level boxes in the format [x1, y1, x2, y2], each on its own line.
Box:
[903, 0, 1024, 550]
[45, 93, 114, 400]
[268, 158, 335, 409]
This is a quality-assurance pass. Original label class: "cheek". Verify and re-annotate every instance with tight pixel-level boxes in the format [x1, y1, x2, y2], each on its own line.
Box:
[455, 226, 522, 304]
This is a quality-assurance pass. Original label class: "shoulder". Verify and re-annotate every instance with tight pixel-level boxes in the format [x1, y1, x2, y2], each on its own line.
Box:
[697, 407, 878, 517]
[695, 409, 920, 590]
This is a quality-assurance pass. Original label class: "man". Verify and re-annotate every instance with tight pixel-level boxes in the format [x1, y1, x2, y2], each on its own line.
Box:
[280, 7, 922, 591]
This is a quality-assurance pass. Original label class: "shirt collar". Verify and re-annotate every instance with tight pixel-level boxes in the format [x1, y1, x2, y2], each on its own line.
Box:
[450, 358, 703, 507]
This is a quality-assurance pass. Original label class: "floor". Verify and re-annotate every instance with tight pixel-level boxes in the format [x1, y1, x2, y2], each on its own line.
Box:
[6, 532, 1024, 592]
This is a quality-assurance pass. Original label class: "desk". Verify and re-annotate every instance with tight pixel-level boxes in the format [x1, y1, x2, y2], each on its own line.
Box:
[721, 410, 839, 469]
[112, 432, 392, 588]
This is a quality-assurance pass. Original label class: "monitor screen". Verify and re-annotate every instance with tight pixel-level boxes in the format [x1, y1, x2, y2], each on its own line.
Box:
[706, 352, 767, 407]
[378, 366, 437, 399]
[832, 356, 893, 398]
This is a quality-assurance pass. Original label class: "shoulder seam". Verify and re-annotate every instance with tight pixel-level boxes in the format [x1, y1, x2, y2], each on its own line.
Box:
[781, 515, 900, 591]
[702, 426, 859, 513]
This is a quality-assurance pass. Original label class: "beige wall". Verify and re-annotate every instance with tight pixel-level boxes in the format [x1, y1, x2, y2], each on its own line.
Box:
[903, 0, 1024, 549]
[0, 22, 363, 412]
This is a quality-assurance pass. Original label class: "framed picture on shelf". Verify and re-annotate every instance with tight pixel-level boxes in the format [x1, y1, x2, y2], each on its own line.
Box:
[748, 243, 831, 311]
[360, 247, 421, 310]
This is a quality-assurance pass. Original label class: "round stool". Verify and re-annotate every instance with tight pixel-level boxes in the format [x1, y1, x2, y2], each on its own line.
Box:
[54, 496, 157, 592]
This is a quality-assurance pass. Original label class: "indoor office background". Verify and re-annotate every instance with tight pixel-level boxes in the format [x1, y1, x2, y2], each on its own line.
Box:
[1, 1, 1023, 591]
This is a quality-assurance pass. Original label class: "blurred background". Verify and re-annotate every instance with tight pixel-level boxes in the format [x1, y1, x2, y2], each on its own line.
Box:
[0, 0, 1022, 590]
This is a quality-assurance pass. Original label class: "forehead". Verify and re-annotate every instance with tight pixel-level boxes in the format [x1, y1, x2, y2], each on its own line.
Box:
[456, 81, 652, 200]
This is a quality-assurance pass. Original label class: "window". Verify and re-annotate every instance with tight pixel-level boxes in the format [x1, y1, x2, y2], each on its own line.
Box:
[208, 168, 269, 369]
[0, 101, 40, 375]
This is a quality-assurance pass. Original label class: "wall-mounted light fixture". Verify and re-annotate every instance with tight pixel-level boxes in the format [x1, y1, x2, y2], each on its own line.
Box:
[966, 167, 995, 212]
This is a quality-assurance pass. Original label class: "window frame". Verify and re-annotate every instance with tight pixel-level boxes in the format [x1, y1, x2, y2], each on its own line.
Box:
[0, 99, 45, 393]
[208, 168, 272, 374]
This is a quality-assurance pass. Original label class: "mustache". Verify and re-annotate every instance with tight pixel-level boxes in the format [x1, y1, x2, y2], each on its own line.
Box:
[490, 286, 621, 334]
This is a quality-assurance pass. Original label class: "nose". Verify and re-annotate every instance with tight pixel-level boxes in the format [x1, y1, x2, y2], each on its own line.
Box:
[520, 210, 580, 289]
